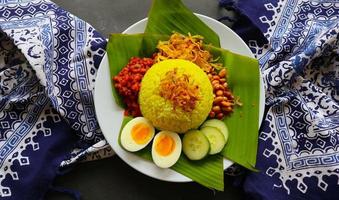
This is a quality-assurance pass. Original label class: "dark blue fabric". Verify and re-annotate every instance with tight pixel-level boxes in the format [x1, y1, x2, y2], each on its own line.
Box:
[219, 0, 268, 47]
[220, 0, 339, 199]
[3, 120, 77, 200]
[0, 0, 108, 199]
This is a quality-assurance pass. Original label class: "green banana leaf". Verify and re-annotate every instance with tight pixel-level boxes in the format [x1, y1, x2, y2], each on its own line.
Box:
[145, 0, 220, 47]
[205, 45, 259, 170]
[108, 33, 224, 190]
[106, 0, 260, 191]
[144, 0, 259, 170]
[107, 32, 260, 190]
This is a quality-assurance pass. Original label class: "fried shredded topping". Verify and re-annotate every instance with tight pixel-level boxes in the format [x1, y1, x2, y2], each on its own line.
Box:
[159, 68, 200, 112]
[155, 33, 220, 73]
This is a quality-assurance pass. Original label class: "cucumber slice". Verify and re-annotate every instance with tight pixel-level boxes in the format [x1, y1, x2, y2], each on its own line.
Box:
[182, 130, 210, 160]
[201, 119, 229, 143]
[200, 127, 226, 155]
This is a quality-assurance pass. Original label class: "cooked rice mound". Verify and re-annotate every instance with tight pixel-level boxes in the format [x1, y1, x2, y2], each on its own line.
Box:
[139, 59, 213, 133]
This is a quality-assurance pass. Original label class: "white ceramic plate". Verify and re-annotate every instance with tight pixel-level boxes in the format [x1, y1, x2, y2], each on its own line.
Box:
[94, 14, 265, 182]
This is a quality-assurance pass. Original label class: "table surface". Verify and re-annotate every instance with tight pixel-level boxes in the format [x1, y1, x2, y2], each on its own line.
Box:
[45, 0, 245, 199]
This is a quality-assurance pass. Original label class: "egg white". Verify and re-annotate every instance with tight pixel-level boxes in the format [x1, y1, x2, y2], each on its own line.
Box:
[151, 131, 182, 168]
[120, 117, 155, 152]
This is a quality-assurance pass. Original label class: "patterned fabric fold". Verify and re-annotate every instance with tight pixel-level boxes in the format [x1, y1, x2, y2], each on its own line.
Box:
[221, 0, 339, 199]
[0, 0, 113, 199]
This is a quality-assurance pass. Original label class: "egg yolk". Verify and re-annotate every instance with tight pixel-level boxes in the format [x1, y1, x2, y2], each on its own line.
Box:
[131, 123, 151, 144]
[155, 135, 175, 156]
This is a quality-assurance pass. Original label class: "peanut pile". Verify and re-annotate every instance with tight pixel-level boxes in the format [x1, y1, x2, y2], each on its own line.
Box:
[207, 68, 234, 119]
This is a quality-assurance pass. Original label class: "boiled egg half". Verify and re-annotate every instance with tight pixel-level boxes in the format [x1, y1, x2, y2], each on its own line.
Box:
[120, 117, 155, 152]
[152, 131, 182, 168]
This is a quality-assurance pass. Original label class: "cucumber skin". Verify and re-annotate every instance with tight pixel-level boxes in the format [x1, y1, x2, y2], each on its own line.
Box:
[200, 126, 226, 155]
[182, 130, 210, 160]
[201, 119, 229, 143]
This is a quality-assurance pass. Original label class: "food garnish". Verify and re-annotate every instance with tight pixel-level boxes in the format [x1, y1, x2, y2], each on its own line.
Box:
[113, 57, 153, 117]
[208, 68, 235, 119]
[201, 119, 229, 142]
[159, 68, 200, 112]
[120, 117, 155, 152]
[200, 126, 225, 155]
[155, 33, 215, 73]
[182, 119, 228, 160]
[182, 130, 210, 160]
[152, 131, 182, 168]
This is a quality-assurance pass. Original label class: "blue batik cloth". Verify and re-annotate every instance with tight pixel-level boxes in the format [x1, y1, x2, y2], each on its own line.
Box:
[220, 0, 339, 199]
[0, 0, 113, 199]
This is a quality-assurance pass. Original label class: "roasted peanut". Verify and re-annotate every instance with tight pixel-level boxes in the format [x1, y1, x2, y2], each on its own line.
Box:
[216, 90, 223, 96]
[212, 105, 221, 112]
[221, 101, 232, 107]
[224, 91, 232, 97]
[213, 75, 220, 80]
[224, 106, 232, 112]
[206, 67, 236, 120]
[213, 84, 223, 90]
[213, 96, 224, 104]
[211, 80, 219, 86]
[218, 69, 226, 78]
[209, 111, 216, 118]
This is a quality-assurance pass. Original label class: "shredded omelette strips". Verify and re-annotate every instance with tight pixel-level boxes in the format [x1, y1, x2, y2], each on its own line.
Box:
[155, 33, 220, 73]
[159, 68, 200, 112]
